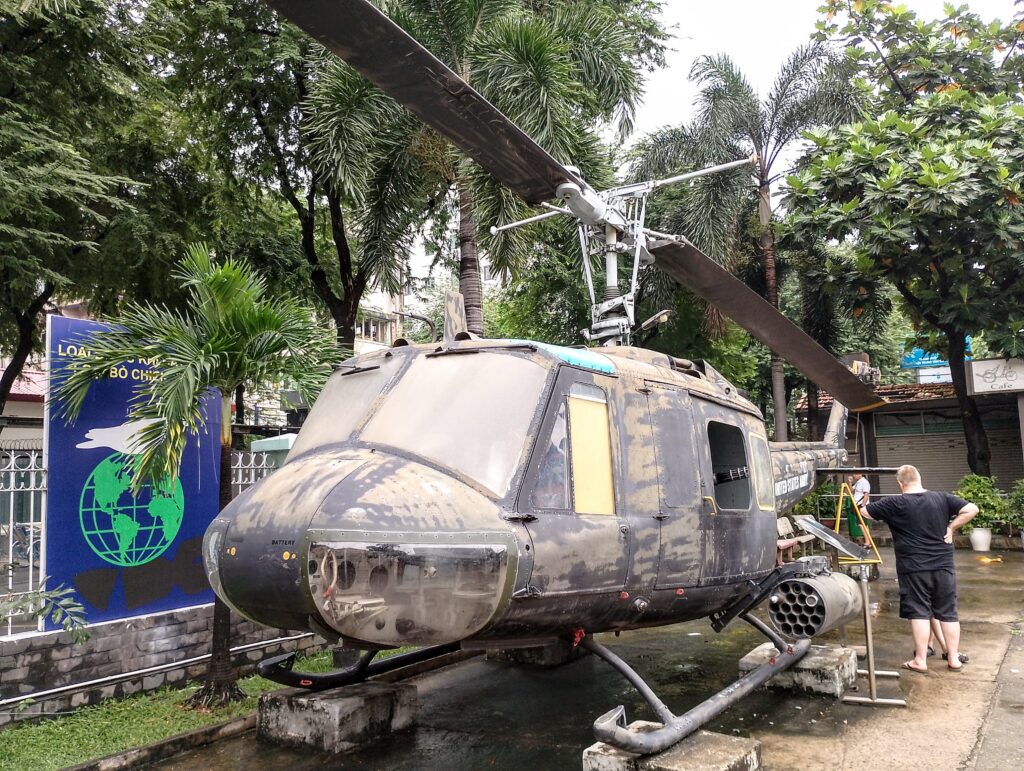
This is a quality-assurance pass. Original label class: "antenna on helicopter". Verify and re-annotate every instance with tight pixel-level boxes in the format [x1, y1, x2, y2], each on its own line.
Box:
[490, 155, 758, 347]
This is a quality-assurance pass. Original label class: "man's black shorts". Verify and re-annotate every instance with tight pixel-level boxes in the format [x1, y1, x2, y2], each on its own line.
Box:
[898, 569, 958, 621]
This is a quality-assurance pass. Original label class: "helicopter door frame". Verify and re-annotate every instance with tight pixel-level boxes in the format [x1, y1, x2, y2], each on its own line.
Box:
[516, 367, 629, 596]
[643, 382, 703, 589]
[690, 398, 759, 586]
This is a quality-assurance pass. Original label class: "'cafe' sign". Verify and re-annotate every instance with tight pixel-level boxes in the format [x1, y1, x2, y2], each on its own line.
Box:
[967, 358, 1024, 395]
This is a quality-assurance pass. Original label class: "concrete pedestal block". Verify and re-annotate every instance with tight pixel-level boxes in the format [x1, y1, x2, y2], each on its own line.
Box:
[257, 682, 416, 754]
[738, 643, 856, 698]
[487, 638, 587, 668]
[583, 723, 761, 771]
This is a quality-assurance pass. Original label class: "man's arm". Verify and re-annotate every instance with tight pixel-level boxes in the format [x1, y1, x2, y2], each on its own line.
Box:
[945, 502, 979, 544]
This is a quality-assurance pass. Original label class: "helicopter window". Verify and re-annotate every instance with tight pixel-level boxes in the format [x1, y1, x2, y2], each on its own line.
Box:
[707, 421, 750, 511]
[287, 352, 404, 459]
[568, 383, 615, 516]
[361, 352, 549, 497]
[749, 433, 776, 511]
[532, 400, 569, 509]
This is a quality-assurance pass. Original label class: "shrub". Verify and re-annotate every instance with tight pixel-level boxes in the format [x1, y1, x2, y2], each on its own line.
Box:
[791, 482, 840, 519]
[954, 474, 1009, 534]
[1006, 480, 1024, 535]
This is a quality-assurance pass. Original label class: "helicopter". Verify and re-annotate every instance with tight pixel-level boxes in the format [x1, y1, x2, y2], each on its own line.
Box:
[202, 0, 887, 755]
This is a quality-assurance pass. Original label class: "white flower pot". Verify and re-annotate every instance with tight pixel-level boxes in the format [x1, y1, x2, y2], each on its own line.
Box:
[969, 527, 992, 552]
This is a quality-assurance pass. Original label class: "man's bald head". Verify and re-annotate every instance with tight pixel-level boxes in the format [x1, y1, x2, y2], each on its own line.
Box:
[896, 465, 921, 489]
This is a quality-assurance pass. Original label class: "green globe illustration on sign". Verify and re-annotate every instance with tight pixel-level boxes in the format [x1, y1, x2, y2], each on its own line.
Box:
[79, 453, 185, 567]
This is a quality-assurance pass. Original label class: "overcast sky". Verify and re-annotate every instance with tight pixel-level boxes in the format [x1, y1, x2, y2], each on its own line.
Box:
[630, 0, 1018, 142]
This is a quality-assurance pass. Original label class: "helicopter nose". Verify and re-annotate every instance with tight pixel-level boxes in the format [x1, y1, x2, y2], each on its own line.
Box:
[203, 451, 368, 630]
[304, 452, 520, 647]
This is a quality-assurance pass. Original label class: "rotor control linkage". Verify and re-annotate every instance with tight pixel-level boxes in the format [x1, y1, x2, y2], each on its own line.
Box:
[582, 628, 810, 755]
[256, 641, 461, 691]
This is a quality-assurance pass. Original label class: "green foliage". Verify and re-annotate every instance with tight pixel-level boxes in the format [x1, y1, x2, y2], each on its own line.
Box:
[1006, 479, 1024, 533]
[791, 481, 839, 519]
[793, 3, 1024, 357]
[629, 44, 863, 429]
[55, 243, 340, 488]
[954, 474, 1009, 532]
[0, 569, 89, 642]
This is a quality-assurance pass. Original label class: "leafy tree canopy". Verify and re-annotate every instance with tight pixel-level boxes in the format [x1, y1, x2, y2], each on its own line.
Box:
[787, 1, 1024, 473]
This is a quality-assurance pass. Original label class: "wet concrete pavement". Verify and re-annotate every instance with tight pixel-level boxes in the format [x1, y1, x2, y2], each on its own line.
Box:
[156, 547, 1024, 770]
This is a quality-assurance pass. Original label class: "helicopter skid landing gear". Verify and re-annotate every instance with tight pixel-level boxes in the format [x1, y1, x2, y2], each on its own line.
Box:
[582, 625, 811, 755]
[256, 641, 461, 691]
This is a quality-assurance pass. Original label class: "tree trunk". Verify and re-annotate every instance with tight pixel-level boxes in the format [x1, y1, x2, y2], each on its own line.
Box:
[807, 382, 820, 442]
[457, 179, 484, 336]
[234, 383, 244, 425]
[947, 330, 992, 476]
[186, 395, 244, 708]
[0, 283, 55, 439]
[757, 182, 787, 441]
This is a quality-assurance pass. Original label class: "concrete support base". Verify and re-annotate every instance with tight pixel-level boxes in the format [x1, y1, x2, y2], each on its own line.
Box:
[583, 723, 761, 771]
[738, 643, 856, 699]
[257, 682, 416, 754]
[487, 638, 587, 668]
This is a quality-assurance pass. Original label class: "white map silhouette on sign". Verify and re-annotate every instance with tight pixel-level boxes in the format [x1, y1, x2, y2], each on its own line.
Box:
[76, 419, 160, 455]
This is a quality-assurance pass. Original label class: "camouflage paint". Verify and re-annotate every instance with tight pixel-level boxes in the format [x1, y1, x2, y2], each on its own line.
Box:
[206, 340, 853, 648]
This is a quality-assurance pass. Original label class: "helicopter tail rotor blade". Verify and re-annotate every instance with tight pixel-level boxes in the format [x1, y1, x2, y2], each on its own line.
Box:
[650, 240, 884, 412]
[265, 0, 581, 204]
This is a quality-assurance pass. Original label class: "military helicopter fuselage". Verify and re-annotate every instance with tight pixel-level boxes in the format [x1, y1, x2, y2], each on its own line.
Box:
[206, 338, 847, 651]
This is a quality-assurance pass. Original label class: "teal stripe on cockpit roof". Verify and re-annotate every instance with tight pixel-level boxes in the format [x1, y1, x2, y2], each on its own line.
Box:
[505, 340, 615, 374]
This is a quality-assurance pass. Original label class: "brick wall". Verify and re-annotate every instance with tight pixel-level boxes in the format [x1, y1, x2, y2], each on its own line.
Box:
[0, 605, 324, 727]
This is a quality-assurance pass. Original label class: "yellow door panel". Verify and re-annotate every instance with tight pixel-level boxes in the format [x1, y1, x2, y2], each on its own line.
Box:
[569, 394, 615, 515]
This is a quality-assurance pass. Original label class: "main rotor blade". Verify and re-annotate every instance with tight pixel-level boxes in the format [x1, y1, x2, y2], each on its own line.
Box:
[650, 240, 884, 412]
[266, 0, 581, 204]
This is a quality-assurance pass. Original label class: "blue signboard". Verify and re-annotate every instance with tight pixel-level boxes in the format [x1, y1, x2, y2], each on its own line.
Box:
[44, 315, 221, 625]
[901, 338, 971, 369]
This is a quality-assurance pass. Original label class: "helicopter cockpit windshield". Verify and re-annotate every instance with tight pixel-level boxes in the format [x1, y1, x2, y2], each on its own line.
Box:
[361, 351, 549, 497]
[288, 349, 551, 498]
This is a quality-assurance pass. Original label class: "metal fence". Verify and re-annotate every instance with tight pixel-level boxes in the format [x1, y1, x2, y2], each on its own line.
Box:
[1, 445, 45, 636]
[1, 445, 277, 638]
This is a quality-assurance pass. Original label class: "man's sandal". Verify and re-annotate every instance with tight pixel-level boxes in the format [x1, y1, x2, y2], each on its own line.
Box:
[900, 661, 928, 674]
[942, 652, 969, 663]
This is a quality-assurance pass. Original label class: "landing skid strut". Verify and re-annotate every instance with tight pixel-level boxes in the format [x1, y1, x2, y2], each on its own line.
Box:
[582, 616, 811, 755]
[256, 641, 462, 691]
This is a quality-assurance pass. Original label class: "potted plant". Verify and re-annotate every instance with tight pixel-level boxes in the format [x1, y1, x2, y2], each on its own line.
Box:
[955, 475, 1009, 552]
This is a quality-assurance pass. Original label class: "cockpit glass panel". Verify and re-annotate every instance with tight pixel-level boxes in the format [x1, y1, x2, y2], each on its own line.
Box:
[361, 352, 549, 497]
[532, 400, 569, 509]
[288, 351, 405, 460]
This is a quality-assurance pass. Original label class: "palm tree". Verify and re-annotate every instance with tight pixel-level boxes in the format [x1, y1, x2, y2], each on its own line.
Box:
[632, 45, 859, 439]
[308, 0, 651, 335]
[55, 243, 339, 707]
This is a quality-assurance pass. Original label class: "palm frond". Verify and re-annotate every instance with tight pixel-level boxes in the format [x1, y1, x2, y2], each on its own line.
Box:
[690, 53, 763, 151]
[56, 243, 340, 489]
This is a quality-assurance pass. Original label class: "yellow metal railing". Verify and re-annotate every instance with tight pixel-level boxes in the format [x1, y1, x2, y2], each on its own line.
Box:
[831, 482, 882, 565]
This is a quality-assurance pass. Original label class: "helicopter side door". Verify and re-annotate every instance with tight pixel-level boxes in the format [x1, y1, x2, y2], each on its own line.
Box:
[692, 398, 758, 585]
[519, 369, 629, 595]
[645, 382, 702, 588]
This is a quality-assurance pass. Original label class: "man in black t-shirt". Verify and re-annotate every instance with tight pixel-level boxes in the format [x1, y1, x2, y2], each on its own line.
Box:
[864, 464, 978, 673]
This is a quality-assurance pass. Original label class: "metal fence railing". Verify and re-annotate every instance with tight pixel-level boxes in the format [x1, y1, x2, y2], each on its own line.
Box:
[230, 451, 277, 500]
[1, 447, 277, 638]
[1, 444, 46, 637]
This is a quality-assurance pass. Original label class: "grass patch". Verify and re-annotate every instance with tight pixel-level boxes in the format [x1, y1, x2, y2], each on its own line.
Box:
[0, 650, 343, 771]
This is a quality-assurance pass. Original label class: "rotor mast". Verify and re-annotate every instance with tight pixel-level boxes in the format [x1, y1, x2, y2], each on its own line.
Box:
[492, 156, 756, 346]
